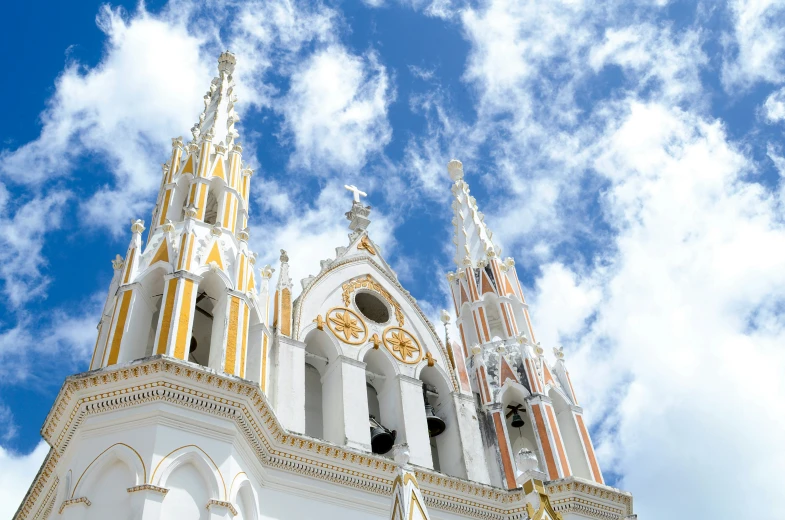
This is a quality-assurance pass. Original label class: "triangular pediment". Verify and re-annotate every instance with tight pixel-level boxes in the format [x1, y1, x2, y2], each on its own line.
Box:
[180, 153, 196, 176]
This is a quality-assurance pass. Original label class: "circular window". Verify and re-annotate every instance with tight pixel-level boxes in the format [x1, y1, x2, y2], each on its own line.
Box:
[355, 292, 390, 324]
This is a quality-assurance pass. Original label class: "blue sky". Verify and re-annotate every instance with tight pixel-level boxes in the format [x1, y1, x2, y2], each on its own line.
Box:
[2, 0, 785, 517]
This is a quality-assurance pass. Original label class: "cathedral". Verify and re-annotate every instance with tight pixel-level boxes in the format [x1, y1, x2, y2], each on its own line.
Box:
[14, 52, 635, 520]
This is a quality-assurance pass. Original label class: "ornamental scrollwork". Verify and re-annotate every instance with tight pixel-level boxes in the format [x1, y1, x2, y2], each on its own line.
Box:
[342, 275, 404, 326]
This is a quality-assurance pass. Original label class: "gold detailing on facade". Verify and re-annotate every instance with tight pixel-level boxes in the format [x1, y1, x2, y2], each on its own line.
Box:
[425, 352, 436, 367]
[342, 275, 404, 326]
[522, 479, 563, 520]
[151, 444, 226, 499]
[225, 296, 240, 374]
[123, 248, 136, 284]
[207, 500, 238, 515]
[71, 442, 147, 499]
[371, 333, 381, 349]
[59, 497, 90, 514]
[156, 278, 177, 355]
[314, 314, 325, 330]
[382, 327, 422, 364]
[205, 241, 224, 269]
[240, 303, 249, 378]
[150, 240, 169, 265]
[127, 484, 168, 494]
[357, 235, 377, 255]
[326, 307, 368, 345]
[107, 290, 133, 365]
[174, 279, 195, 359]
[281, 288, 292, 337]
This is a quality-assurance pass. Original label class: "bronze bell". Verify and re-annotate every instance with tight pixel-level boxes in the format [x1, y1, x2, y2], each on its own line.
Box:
[369, 416, 396, 454]
[423, 388, 446, 437]
[190, 337, 198, 353]
[510, 412, 525, 428]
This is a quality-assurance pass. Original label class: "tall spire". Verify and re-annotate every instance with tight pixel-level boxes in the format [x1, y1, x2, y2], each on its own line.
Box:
[448, 160, 498, 268]
[191, 50, 240, 147]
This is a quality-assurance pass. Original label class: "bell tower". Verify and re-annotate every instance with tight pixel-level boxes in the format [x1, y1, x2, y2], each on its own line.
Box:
[445, 159, 605, 489]
[88, 51, 272, 384]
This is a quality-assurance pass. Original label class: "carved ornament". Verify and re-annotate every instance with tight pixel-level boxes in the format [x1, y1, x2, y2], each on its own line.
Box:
[383, 326, 422, 365]
[342, 275, 404, 326]
[326, 307, 368, 345]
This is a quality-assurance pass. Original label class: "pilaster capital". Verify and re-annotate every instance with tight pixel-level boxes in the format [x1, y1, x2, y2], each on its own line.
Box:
[277, 335, 306, 351]
[395, 373, 423, 387]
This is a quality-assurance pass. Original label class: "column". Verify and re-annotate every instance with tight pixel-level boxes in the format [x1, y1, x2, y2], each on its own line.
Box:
[380, 374, 431, 468]
[271, 335, 306, 433]
[451, 392, 492, 484]
[321, 356, 371, 451]
[152, 272, 200, 360]
[528, 395, 570, 480]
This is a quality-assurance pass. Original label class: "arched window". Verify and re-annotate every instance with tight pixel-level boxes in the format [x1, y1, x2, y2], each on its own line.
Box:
[501, 384, 541, 473]
[302, 329, 338, 441]
[204, 190, 219, 226]
[419, 366, 466, 478]
[118, 268, 166, 364]
[160, 463, 210, 520]
[84, 460, 133, 520]
[549, 389, 592, 480]
[189, 273, 226, 370]
[482, 294, 507, 340]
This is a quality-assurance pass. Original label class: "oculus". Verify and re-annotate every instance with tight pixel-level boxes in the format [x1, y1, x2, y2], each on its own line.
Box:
[354, 292, 390, 324]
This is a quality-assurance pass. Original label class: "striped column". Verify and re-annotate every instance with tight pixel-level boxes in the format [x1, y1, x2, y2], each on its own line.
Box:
[528, 396, 571, 480]
[153, 272, 200, 361]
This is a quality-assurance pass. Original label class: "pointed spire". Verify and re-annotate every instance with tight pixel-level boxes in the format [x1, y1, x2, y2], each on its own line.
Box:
[274, 250, 293, 337]
[190, 50, 240, 147]
[448, 160, 499, 268]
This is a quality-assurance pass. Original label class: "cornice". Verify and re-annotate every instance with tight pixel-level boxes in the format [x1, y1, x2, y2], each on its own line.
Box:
[22, 357, 632, 520]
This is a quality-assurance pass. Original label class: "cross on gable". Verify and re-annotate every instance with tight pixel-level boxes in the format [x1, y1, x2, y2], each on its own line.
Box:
[344, 184, 367, 202]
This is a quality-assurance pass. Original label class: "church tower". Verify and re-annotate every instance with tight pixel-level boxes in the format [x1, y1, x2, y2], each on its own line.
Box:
[15, 54, 634, 520]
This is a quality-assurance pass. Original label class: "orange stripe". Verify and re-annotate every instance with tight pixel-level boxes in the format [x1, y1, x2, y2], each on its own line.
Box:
[466, 268, 479, 300]
[174, 279, 195, 359]
[107, 291, 133, 365]
[459, 323, 469, 358]
[525, 358, 540, 393]
[532, 404, 558, 479]
[508, 304, 519, 334]
[493, 412, 517, 489]
[576, 414, 603, 483]
[472, 311, 483, 343]
[546, 404, 570, 477]
[478, 308, 490, 341]
[479, 367, 492, 404]
[500, 303, 512, 336]
[158, 189, 171, 226]
[524, 308, 537, 343]
[156, 278, 178, 354]
[566, 370, 579, 405]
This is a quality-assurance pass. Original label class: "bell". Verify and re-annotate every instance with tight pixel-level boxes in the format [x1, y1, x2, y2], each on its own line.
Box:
[369, 416, 396, 454]
[425, 402, 446, 437]
[510, 412, 525, 428]
[190, 337, 198, 353]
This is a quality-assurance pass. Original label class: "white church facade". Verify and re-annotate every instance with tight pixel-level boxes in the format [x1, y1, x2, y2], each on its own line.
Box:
[14, 52, 635, 520]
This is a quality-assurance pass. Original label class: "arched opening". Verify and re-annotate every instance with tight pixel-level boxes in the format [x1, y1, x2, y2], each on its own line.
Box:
[160, 462, 210, 520]
[204, 189, 219, 226]
[302, 329, 338, 441]
[139, 268, 166, 359]
[189, 273, 226, 370]
[116, 268, 166, 365]
[482, 294, 507, 340]
[419, 365, 466, 478]
[168, 175, 192, 222]
[501, 384, 541, 473]
[363, 347, 398, 456]
[84, 460, 133, 520]
[234, 483, 257, 520]
[549, 388, 592, 480]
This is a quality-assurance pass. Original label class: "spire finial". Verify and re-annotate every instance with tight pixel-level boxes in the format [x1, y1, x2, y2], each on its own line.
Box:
[218, 50, 236, 75]
[447, 159, 463, 182]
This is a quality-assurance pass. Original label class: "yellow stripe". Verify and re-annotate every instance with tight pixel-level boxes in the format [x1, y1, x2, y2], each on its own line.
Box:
[158, 189, 171, 226]
[186, 235, 195, 270]
[223, 193, 232, 226]
[156, 278, 178, 354]
[197, 186, 207, 220]
[177, 233, 188, 270]
[224, 297, 240, 374]
[123, 248, 136, 284]
[237, 255, 245, 292]
[240, 303, 249, 378]
[174, 279, 195, 359]
[89, 322, 104, 369]
[230, 199, 237, 233]
[107, 291, 133, 365]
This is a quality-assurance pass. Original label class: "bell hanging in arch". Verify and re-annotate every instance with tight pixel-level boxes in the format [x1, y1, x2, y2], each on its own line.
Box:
[423, 387, 446, 437]
[510, 412, 525, 428]
[369, 416, 396, 454]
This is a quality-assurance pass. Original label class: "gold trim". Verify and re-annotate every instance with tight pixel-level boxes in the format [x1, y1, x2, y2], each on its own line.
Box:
[326, 307, 368, 345]
[342, 275, 404, 326]
[71, 442, 147, 498]
[150, 444, 226, 499]
[382, 326, 422, 364]
[357, 235, 377, 255]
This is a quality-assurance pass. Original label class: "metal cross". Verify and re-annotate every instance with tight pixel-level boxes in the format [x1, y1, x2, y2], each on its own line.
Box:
[344, 184, 367, 203]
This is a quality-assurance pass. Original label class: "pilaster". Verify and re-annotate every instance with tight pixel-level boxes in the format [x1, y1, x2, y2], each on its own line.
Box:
[272, 335, 306, 433]
[321, 355, 372, 450]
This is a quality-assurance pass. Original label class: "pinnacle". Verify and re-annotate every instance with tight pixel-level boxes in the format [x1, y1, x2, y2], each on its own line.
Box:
[447, 159, 464, 182]
[218, 50, 236, 75]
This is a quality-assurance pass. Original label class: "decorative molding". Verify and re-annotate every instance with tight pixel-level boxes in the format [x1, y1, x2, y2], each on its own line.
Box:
[342, 274, 403, 326]
[325, 307, 368, 345]
[207, 499, 238, 516]
[382, 326, 423, 365]
[127, 484, 169, 495]
[58, 497, 90, 515]
[357, 235, 377, 255]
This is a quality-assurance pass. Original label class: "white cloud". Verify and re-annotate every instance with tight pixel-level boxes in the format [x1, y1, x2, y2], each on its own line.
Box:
[763, 86, 785, 122]
[530, 101, 785, 518]
[0, 184, 69, 307]
[723, 0, 785, 89]
[0, 442, 50, 519]
[280, 46, 394, 171]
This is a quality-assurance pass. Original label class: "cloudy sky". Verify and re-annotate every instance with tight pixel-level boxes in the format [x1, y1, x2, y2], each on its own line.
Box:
[2, 0, 785, 517]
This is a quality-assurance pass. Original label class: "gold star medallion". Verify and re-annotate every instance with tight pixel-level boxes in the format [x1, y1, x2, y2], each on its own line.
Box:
[382, 327, 422, 364]
[325, 307, 367, 345]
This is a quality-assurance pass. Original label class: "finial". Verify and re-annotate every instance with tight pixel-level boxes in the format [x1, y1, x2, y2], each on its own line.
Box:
[184, 204, 198, 219]
[554, 346, 565, 360]
[393, 444, 411, 468]
[130, 219, 145, 234]
[218, 50, 236, 75]
[280, 249, 289, 263]
[112, 254, 124, 271]
[162, 220, 175, 233]
[447, 159, 464, 182]
[439, 309, 451, 324]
